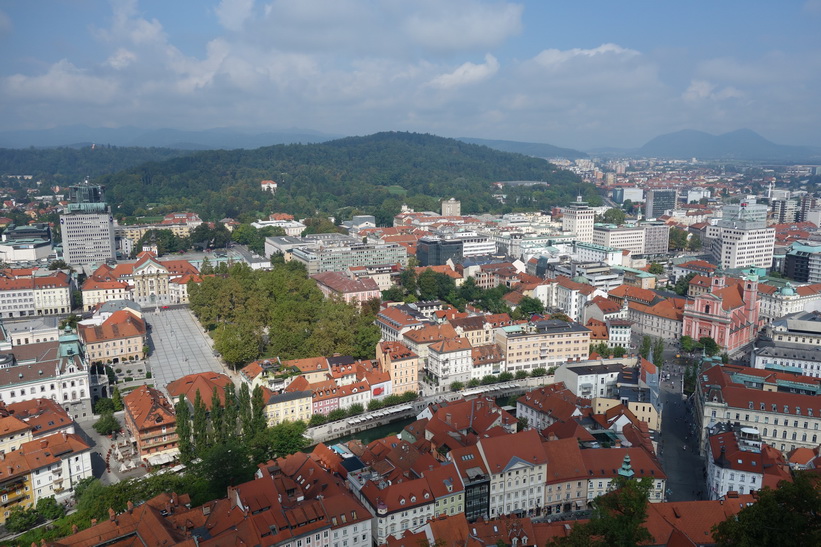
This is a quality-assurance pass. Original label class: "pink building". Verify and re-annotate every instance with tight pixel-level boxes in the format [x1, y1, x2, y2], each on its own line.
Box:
[682, 273, 760, 354]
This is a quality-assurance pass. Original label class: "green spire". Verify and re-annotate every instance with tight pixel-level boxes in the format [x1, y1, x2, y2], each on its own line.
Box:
[618, 454, 635, 478]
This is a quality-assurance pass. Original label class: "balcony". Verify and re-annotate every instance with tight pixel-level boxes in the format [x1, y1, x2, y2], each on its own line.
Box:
[1, 491, 28, 505]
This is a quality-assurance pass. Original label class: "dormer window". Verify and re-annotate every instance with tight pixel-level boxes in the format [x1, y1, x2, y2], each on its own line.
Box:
[410, 496, 416, 502]
[399, 498, 406, 505]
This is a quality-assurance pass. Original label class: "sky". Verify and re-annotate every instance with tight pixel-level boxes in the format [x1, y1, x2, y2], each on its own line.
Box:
[1, 0, 821, 150]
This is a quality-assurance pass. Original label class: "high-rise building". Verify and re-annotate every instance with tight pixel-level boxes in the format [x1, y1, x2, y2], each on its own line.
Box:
[642, 222, 671, 255]
[562, 196, 595, 243]
[645, 189, 678, 219]
[60, 180, 115, 266]
[771, 199, 797, 224]
[799, 194, 817, 223]
[711, 199, 775, 270]
[441, 198, 461, 217]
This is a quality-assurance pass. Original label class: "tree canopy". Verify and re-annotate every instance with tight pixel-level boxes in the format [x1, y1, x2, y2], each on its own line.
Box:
[712, 472, 821, 547]
[189, 261, 380, 366]
[5, 133, 589, 222]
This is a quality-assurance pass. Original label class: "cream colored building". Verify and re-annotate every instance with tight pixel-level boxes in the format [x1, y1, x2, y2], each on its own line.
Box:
[495, 319, 590, 372]
[375, 341, 420, 396]
[264, 390, 313, 426]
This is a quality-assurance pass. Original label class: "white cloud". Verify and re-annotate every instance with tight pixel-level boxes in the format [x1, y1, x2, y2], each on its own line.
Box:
[215, 0, 256, 32]
[3, 59, 119, 103]
[428, 54, 499, 89]
[682, 80, 744, 103]
[105, 48, 137, 70]
[403, 1, 523, 52]
[532, 43, 639, 69]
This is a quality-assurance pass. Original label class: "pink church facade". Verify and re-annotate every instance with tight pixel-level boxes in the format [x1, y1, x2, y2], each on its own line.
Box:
[682, 274, 760, 355]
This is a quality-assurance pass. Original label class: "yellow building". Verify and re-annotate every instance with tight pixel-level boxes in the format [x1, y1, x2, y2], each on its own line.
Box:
[263, 389, 313, 427]
[593, 397, 661, 431]
[0, 452, 32, 524]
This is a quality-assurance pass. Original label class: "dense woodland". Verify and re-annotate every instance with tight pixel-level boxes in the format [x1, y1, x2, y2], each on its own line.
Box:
[188, 260, 381, 366]
[0, 132, 596, 223]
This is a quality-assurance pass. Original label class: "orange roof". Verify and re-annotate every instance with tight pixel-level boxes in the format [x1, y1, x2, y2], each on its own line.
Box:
[123, 385, 176, 432]
[478, 429, 547, 474]
[79, 310, 146, 344]
[166, 372, 233, 410]
[429, 336, 472, 354]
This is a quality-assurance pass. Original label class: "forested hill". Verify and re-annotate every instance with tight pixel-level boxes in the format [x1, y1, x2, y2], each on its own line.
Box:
[6, 132, 593, 222]
[0, 146, 194, 185]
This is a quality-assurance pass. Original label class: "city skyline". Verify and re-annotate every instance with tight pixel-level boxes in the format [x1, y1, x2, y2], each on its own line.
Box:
[2, 0, 820, 150]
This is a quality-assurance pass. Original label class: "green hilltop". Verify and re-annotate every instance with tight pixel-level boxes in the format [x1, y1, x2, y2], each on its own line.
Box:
[2, 131, 595, 222]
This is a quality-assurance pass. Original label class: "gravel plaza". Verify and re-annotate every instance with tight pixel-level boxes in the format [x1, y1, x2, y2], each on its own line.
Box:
[145, 306, 230, 396]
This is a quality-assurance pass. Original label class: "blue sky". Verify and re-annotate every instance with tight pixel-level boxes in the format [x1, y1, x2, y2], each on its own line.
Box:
[1, 0, 820, 149]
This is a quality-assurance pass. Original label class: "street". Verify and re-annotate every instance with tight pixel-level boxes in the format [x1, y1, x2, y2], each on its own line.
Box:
[658, 359, 706, 502]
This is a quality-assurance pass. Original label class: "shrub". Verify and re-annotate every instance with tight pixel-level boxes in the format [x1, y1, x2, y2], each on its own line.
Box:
[450, 381, 465, 392]
[515, 370, 529, 379]
[498, 372, 514, 382]
[531, 368, 547, 377]
[93, 398, 115, 414]
[368, 399, 384, 412]
[123, 377, 134, 382]
[308, 414, 327, 427]
[115, 368, 122, 374]
[4, 506, 40, 533]
[347, 404, 365, 416]
[146, 372, 152, 379]
[480, 375, 498, 385]
[93, 412, 120, 435]
[327, 409, 347, 422]
[467, 379, 480, 388]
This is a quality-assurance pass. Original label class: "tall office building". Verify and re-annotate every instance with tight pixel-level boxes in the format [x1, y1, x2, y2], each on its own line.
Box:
[644, 189, 678, 219]
[771, 199, 797, 224]
[60, 180, 116, 266]
[711, 200, 775, 270]
[562, 196, 595, 243]
[441, 198, 461, 217]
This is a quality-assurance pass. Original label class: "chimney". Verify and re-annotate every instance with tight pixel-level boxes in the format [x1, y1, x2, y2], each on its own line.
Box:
[127, 500, 134, 513]
[108, 508, 116, 522]
[91, 518, 97, 525]
[71, 524, 79, 534]
[40, 440, 48, 449]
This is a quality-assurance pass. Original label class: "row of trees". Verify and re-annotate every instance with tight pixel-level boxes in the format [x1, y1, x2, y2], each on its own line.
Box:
[307, 391, 419, 426]
[449, 367, 550, 392]
[129, 222, 285, 259]
[639, 336, 666, 368]
[188, 261, 381, 367]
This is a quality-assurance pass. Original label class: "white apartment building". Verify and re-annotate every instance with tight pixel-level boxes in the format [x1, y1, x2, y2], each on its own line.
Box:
[0, 272, 72, 318]
[705, 426, 790, 500]
[427, 337, 472, 392]
[593, 224, 645, 255]
[562, 197, 595, 243]
[478, 430, 546, 518]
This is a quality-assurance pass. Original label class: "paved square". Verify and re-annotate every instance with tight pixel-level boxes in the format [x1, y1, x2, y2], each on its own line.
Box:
[146, 306, 227, 396]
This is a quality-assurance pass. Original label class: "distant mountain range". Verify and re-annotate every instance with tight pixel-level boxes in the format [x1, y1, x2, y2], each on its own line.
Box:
[1, 125, 818, 163]
[0, 125, 341, 150]
[457, 137, 588, 159]
[637, 129, 821, 161]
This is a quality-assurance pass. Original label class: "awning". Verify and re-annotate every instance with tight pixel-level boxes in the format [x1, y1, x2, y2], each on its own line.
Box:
[145, 450, 178, 466]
